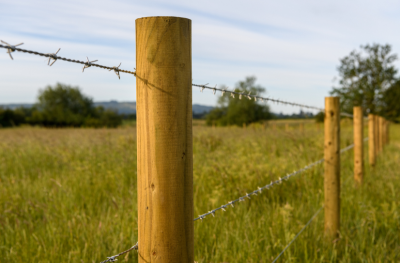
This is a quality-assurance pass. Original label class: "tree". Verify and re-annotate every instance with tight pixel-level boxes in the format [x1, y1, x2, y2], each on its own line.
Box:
[29, 83, 122, 127]
[331, 44, 398, 115]
[382, 80, 400, 122]
[206, 76, 272, 126]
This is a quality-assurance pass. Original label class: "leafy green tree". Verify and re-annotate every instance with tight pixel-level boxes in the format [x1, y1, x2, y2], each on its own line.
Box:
[331, 44, 398, 115]
[382, 80, 400, 122]
[29, 83, 122, 127]
[0, 108, 26, 127]
[206, 76, 272, 126]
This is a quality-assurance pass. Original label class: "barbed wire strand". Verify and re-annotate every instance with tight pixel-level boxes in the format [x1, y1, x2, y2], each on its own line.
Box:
[0, 43, 365, 116]
[193, 83, 325, 111]
[100, 242, 138, 263]
[271, 206, 324, 263]
[194, 141, 361, 222]
[0, 44, 136, 76]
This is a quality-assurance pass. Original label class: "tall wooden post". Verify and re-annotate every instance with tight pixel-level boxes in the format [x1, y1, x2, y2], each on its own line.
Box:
[136, 16, 193, 263]
[382, 119, 387, 147]
[324, 97, 340, 239]
[378, 116, 384, 153]
[386, 121, 390, 145]
[374, 115, 380, 156]
[368, 114, 376, 167]
[353, 107, 363, 185]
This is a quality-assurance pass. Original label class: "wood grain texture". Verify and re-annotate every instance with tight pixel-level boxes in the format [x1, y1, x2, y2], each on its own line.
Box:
[353, 107, 363, 185]
[368, 114, 376, 167]
[135, 16, 193, 263]
[324, 97, 340, 239]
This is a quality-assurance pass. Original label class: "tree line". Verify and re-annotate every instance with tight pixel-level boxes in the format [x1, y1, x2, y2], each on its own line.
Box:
[2, 43, 399, 128]
[0, 83, 123, 128]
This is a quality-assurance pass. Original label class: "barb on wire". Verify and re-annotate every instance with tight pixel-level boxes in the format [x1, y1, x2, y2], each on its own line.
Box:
[47, 48, 60, 66]
[109, 63, 122, 79]
[271, 206, 323, 263]
[194, 158, 324, 222]
[1, 40, 24, 60]
[100, 242, 138, 263]
[82, 56, 98, 72]
[0, 43, 136, 75]
[192, 83, 325, 111]
[194, 142, 358, 222]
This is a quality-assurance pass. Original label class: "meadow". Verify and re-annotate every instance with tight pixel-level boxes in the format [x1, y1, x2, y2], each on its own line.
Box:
[0, 121, 399, 262]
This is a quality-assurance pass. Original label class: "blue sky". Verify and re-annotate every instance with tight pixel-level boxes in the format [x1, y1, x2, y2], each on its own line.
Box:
[1, 0, 400, 113]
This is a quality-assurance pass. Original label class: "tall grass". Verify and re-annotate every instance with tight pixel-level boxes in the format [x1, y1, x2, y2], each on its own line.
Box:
[0, 122, 399, 262]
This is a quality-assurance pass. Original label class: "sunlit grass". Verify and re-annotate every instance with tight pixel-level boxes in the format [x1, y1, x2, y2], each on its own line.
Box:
[0, 121, 399, 262]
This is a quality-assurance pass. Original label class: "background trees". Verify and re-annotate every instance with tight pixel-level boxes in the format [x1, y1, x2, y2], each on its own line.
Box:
[206, 76, 272, 126]
[0, 83, 122, 128]
[331, 44, 400, 121]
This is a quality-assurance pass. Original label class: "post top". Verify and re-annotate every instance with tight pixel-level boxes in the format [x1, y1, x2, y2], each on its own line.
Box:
[136, 16, 191, 22]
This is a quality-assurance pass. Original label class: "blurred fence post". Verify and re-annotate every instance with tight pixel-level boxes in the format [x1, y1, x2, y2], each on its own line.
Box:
[136, 16, 193, 263]
[374, 115, 379, 156]
[378, 116, 384, 153]
[386, 120, 390, 145]
[324, 97, 340, 239]
[353, 107, 363, 185]
[300, 122, 304, 132]
[368, 114, 376, 167]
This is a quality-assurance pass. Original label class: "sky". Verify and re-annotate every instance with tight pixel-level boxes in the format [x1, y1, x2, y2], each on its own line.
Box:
[1, 0, 400, 114]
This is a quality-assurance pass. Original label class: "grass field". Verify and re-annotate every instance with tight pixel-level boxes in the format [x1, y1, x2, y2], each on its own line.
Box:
[0, 121, 399, 262]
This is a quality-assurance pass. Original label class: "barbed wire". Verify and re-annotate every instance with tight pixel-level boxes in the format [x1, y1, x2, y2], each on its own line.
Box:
[194, 158, 324, 222]
[194, 141, 361, 222]
[0, 42, 136, 77]
[192, 83, 325, 111]
[271, 206, 323, 263]
[340, 112, 354, 118]
[99, 242, 138, 263]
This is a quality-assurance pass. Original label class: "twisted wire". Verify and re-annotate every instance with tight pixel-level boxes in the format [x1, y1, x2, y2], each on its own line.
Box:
[194, 158, 324, 222]
[0, 44, 136, 75]
[195, 142, 359, 222]
[100, 242, 138, 263]
[192, 83, 325, 111]
[271, 206, 323, 263]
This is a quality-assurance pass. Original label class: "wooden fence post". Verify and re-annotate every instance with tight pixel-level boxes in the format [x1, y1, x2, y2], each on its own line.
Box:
[353, 107, 363, 185]
[368, 114, 376, 167]
[136, 16, 193, 263]
[324, 97, 340, 239]
[383, 119, 387, 147]
[387, 120, 390, 145]
[374, 115, 379, 156]
[378, 116, 384, 153]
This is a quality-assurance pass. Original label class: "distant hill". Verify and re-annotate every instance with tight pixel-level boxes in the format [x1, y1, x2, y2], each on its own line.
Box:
[0, 101, 214, 115]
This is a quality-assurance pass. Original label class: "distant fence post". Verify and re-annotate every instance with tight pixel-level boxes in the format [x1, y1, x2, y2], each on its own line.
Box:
[386, 120, 390, 145]
[368, 114, 376, 167]
[324, 97, 340, 239]
[383, 118, 387, 147]
[136, 16, 193, 263]
[378, 116, 384, 153]
[353, 107, 363, 185]
[375, 115, 378, 151]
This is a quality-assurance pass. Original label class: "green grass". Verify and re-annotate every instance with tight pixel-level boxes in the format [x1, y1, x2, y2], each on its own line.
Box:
[0, 122, 399, 262]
